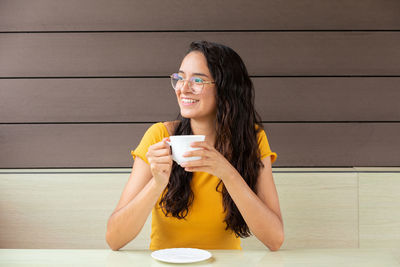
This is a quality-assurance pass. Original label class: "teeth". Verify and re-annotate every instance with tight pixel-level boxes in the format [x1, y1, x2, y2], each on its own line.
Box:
[182, 99, 199, 103]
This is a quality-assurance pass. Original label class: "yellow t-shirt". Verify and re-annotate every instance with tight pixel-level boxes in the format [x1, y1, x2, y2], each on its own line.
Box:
[130, 122, 277, 250]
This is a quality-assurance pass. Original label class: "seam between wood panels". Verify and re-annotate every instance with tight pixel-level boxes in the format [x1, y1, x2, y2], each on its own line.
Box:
[1, 30, 400, 33]
[2, 75, 400, 79]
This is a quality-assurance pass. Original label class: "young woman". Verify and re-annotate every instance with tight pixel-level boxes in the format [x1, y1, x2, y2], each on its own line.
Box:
[106, 41, 284, 251]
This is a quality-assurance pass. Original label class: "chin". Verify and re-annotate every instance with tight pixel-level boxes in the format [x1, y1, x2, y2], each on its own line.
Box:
[179, 106, 194, 117]
[180, 111, 196, 119]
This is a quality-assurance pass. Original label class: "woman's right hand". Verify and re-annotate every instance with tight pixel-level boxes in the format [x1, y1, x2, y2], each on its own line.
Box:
[146, 137, 173, 188]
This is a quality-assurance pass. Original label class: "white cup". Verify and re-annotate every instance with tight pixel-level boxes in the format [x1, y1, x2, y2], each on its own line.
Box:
[166, 135, 205, 165]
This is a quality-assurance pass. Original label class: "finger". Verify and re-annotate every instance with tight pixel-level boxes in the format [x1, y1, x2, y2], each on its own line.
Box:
[147, 142, 171, 158]
[150, 138, 171, 150]
[182, 149, 207, 158]
[180, 159, 208, 168]
[149, 155, 173, 164]
[184, 166, 206, 172]
[190, 141, 212, 149]
[151, 148, 171, 157]
[154, 162, 172, 168]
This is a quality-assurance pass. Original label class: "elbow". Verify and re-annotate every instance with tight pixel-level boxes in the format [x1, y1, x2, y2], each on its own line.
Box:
[266, 230, 284, 252]
[106, 222, 138, 251]
[109, 245, 120, 252]
[106, 230, 121, 251]
[268, 242, 283, 252]
[106, 219, 125, 251]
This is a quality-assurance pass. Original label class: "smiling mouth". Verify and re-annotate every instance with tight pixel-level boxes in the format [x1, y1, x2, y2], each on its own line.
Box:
[181, 98, 199, 105]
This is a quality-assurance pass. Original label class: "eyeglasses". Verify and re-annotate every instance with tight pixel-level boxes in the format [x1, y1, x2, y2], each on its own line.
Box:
[170, 73, 215, 95]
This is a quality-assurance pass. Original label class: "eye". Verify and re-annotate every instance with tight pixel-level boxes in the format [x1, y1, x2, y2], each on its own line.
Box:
[173, 74, 184, 80]
[191, 77, 204, 84]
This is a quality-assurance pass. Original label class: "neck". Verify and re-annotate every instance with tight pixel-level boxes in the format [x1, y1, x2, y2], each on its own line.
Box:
[190, 117, 216, 146]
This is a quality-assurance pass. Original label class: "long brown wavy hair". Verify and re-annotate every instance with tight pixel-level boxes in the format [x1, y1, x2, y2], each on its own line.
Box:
[159, 40, 264, 238]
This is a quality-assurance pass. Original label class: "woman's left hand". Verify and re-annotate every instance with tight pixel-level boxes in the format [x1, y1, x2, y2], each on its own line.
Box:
[180, 141, 237, 180]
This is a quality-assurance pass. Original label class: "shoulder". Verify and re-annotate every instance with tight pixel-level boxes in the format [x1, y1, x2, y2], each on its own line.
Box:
[145, 122, 165, 134]
[162, 120, 180, 136]
[255, 124, 266, 142]
[254, 124, 278, 163]
[140, 122, 169, 144]
[142, 120, 179, 141]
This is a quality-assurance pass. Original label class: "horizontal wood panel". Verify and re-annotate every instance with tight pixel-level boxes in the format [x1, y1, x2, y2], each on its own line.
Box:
[244, 171, 360, 249]
[0, 170, 359, 249]
[0, 123, 399, 168]
[0, 0, 399, 31]
[0, 78, 178, 123]
[1, 32, 400, 77]
[0, 171, 152, 249]
[1, 78, 400, 122]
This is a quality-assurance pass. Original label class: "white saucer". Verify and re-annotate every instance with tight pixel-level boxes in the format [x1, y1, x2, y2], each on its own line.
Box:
[151, 248, 212, 264]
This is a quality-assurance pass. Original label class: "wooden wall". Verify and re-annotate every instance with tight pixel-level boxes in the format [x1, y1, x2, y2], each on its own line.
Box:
[1, 1, 400, 250]
[1, 168, 399, 249]
[1, 0, 399, 168]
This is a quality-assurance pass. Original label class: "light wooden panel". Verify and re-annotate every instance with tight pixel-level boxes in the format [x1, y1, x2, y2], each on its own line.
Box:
[0, 168, 359, 249]
[1, 123, 400, 168]
[1, 77, 400, 123]
[1, 32, 400, 77]
[274, 172, 358, 248]
[1, 0, 399, 31]
[0, 170, 151, 249]
[359, 172, 400, 248]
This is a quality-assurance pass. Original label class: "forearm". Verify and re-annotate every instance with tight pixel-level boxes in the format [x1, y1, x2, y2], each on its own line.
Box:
[222, 169, 284, 251]
[106, 178, 165, 250]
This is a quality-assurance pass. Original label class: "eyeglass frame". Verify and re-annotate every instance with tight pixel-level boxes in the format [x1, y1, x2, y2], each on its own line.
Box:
[170, 73, 216, 94]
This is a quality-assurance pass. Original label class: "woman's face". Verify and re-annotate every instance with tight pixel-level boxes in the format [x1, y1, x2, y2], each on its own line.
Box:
[175, 51, 217, 121]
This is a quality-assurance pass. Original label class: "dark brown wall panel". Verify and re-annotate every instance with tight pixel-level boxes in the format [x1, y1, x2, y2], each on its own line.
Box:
[0, 123, 399, 168]
[0, 78, 180, 123]
[1, 1, 398, 169]
[1, 32, 400, 77]
[0, 123, 146, 168]
[1, 0, 399, 31]
[255, 78, 400, 122]
[1, 78, 400, 123]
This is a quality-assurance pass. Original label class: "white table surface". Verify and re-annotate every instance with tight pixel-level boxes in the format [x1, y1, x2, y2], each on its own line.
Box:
[0, 248, 399, 267]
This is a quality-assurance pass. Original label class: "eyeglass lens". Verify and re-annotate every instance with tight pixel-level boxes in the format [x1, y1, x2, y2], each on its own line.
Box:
[171, 74, 203, 94]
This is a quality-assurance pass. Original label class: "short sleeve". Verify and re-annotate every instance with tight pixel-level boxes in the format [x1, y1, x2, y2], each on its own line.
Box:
[257, 129, 277, 164]
[130, 122, 169, 165]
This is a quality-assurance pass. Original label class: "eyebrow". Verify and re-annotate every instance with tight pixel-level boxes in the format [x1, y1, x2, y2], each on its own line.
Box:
[178, 70, 209, 78]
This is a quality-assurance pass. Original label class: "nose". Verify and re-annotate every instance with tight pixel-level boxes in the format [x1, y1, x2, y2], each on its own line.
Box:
[180, 79, 192, 94]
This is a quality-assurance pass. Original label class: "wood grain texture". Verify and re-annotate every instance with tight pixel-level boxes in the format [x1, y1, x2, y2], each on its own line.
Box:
[0, 123, 399, 168]
[1, 0, 399, 31]
[275, 172, 359, 249]
[359, 172, 400, 248]
[1, 77, 400, 123]
[0, 169, 359, 249]
[241, 171, 359, 249]
[1, 32, 400, 77]
[0, 171, 151, 249]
